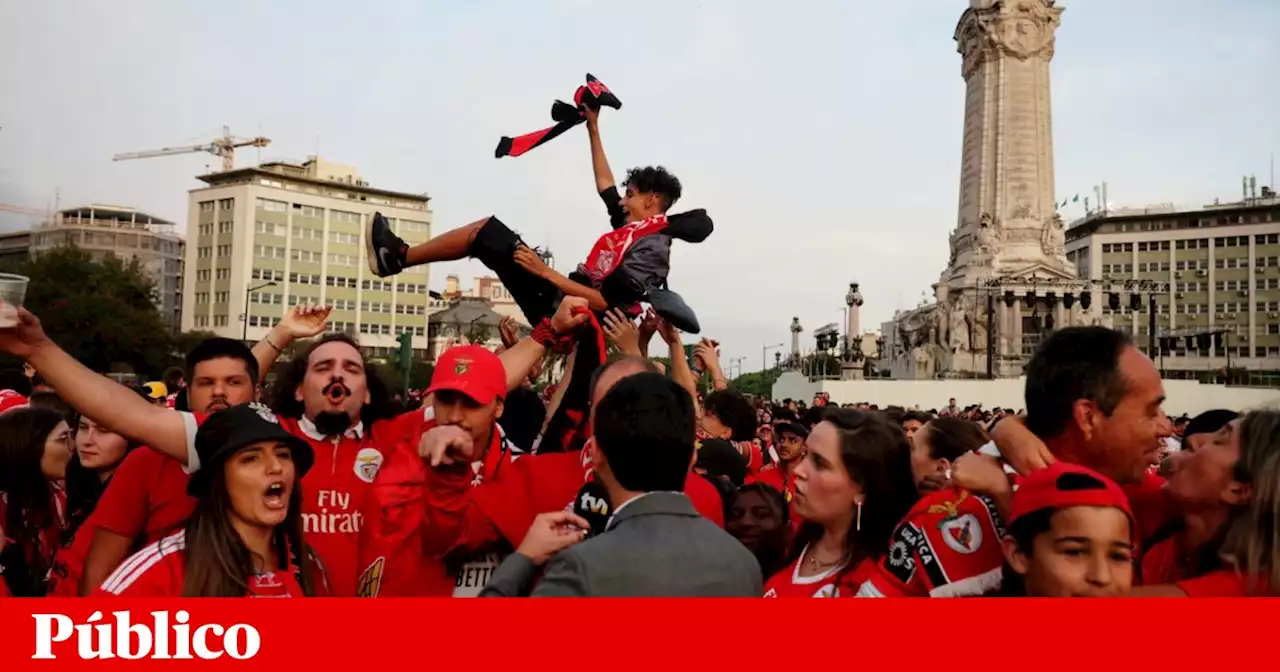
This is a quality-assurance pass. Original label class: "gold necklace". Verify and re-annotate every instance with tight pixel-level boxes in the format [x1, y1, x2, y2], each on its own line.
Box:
[806, 548, 844, 571]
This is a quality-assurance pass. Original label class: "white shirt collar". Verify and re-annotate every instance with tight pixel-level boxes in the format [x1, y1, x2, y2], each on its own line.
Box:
[604, 491, 682, 531]
[298, 415, 365, 441]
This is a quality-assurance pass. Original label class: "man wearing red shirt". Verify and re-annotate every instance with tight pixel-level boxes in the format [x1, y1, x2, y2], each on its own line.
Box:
[74, 337, 260, 595]
[0, 304, 427, 597]
[857, 326, 1173, 598]
[359, 312, 725, 597]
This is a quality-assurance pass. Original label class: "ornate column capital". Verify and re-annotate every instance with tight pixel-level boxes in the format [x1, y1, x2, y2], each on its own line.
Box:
[956, 1, 1064, 78]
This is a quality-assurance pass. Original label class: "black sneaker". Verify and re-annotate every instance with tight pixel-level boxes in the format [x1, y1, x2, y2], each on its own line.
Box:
[366, 212, 407, 277]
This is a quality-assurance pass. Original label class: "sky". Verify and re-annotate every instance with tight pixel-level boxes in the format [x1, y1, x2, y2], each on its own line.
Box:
[2, 0, 1279, 374]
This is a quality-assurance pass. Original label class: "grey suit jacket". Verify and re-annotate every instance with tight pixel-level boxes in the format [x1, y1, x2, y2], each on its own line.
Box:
[479, 492, 762, 597]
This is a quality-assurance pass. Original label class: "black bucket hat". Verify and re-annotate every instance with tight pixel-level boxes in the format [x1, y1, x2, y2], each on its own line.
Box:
[187, 403, 315, 496]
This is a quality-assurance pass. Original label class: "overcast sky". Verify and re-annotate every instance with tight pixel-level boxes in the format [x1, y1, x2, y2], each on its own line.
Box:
[2, 0, 1278, 373]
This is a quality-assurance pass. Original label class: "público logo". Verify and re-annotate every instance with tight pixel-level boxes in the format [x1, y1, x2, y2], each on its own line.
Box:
[32, 610, 261, 660]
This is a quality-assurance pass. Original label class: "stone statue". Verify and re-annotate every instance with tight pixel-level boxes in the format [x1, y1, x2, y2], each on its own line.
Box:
[1041, 213, 1066, 257]
[971, 303, 989, 352]
[949, 297, 971, 354]
[975, 212, 1003, 258]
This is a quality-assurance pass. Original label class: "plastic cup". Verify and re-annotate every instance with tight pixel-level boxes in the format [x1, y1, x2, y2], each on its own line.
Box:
[0, 273, 29, 328]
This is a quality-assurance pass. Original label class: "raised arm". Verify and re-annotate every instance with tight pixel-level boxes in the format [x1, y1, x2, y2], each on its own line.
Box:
[0, 307, 191, 464]
[511, 245, 608, 312]
[250, 304, 333, 385]
[656, 317, 698, 406]
[584, 108, 615, 194]
[695, 339, 728, 391]
[498, 297, 590, 392]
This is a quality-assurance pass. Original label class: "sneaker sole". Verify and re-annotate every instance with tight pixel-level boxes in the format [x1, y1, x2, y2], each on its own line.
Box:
[364, 212, 384, 277]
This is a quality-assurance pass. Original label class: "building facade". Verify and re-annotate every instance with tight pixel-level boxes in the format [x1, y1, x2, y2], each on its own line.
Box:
[182, 157, 433, 359]
[1064, 192, 1280, 375]
[31, 205, 185, 329]
[430, 274, 528, 326]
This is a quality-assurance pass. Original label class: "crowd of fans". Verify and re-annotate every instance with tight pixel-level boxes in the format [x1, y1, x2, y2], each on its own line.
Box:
[0, 293, 1276, 600]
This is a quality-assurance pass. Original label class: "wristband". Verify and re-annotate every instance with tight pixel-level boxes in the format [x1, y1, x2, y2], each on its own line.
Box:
[263, 337, 282, 353]
[532, 318, 575, 354]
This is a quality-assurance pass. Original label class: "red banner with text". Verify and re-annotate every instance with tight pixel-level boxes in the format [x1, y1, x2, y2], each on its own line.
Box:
[1, 599, 1274, 670]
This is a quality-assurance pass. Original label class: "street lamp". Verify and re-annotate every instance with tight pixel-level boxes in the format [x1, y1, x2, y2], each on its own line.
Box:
[242, 281, 277, 342]
[774, 351, 782, 369]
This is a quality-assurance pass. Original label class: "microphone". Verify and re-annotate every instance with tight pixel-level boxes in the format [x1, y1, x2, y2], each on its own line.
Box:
[571, 481, 612, 538]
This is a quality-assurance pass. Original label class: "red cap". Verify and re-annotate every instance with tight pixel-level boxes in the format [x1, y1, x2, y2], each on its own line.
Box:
[0, 389, 28, 414]
[426, 345, 506, 405]
[1010, 462, 1137, 541]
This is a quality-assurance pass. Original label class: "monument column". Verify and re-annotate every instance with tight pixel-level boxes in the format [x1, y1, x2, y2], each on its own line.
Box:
[790, 317, 803, 360]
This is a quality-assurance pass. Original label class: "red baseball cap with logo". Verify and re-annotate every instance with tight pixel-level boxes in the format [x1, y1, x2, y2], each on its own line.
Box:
[1010, 462, 1137, 542]
[0, 389, 29, 414]
[426, 345, 507, 405]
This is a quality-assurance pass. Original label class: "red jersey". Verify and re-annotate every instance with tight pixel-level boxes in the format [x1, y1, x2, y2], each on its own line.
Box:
[763, 546, 876, 598]
[91, 447, 196, 547]
[356, 413, 518, 597]
[179, 409, 428, 597]
[1176, 570, 1269, 597]
[359, 434, 724, 597]
[96, 531, 315, 597]
[855, 489, 1006, 598]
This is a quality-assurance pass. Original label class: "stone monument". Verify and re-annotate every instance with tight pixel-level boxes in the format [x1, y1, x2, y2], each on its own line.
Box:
[888, 0, 1084, 378]
[789, 317, 803, 363]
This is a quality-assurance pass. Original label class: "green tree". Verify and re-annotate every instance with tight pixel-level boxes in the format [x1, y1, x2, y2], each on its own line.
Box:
[0, 246, 173, 375]
[408, 359, 435, 390]
[466, 322, 492, 345]
[729, 368, 783, 397]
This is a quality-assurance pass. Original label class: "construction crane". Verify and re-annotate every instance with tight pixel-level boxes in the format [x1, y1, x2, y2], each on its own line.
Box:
[0, 202, 55, 220]
[112, 125, 271, 172]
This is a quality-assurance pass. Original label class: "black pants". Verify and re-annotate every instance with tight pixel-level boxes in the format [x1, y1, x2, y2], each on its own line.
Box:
[468, 216, 600, 453]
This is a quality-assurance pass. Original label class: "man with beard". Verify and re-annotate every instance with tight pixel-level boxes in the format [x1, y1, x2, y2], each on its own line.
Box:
[358, 308, 726, 597]
[0, 303, 425, 596]
[74, 337, 262, 594]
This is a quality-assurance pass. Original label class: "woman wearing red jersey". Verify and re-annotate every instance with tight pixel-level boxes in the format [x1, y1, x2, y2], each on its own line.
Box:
[46, 411, 141, 596]
[1138, 410, 1280, 597]
[764, 409, 917, 598]
[0, 407, 73, 596]
[99, 404, 324, 597]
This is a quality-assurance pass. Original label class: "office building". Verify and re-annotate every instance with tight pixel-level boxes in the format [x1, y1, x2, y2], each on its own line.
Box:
[1064, 187, 1280, 375]
[27, 205, 185, 329]
[183, 156, 432, 359]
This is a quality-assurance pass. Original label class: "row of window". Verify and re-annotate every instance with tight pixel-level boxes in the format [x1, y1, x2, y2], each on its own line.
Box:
[192, 315, 230, 328]
[193, 292, 231, 305]
[1103, 234, 1280, 255]
[196, 245, 234, 259]
[241, 269, 432, 296]
[196, 223, 235, 236]
[194, 269, 232, 282]
[197, 199, 236, 213]
[253, 199, 426, 231]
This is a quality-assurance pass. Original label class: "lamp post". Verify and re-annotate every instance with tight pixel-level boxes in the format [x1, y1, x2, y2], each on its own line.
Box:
[242, 281, 277, 343]
[774, 351, 782, 369]
[763, 343, 784, 372]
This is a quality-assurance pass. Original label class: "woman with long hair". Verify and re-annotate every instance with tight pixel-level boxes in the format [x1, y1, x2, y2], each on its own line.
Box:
[98, 404, 327, 597]
[45, 410, 143, 596]
[0, 407, 74, 596]
[1139, 410, 1280, 596]
[764, 408, 917, 597]
[64, 413, 140, 534]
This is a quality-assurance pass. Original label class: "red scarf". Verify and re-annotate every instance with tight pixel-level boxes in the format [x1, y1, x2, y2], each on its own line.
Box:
[578, 215, 669, 282]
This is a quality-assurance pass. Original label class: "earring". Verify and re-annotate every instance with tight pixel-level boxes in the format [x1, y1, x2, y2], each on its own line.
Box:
[856, 502, 862, 532]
